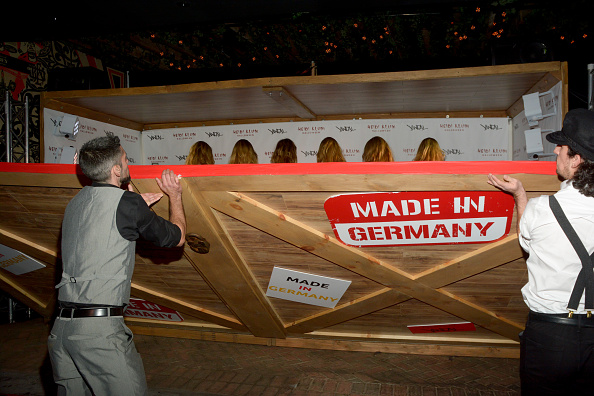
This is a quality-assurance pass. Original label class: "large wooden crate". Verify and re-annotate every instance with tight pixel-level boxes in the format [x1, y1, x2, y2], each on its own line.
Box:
[0, 161, 558, 357]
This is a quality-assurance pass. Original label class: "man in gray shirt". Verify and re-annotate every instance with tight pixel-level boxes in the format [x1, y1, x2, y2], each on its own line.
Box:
[48, 133, 186, 395]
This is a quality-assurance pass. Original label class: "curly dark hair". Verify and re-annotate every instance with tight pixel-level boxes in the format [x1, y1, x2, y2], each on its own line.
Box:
[79, 132, 122, 182]
[568, 146, 594, 197]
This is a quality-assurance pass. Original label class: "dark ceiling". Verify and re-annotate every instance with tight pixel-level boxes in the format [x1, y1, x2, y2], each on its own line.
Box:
[3, 0, 592, 107]
[7, 1, 480, 41]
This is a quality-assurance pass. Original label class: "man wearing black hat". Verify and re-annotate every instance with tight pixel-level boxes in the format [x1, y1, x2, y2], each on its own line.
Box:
[488, 108, 594, 395]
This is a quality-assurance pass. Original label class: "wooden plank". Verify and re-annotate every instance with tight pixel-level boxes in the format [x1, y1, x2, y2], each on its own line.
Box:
[43, 62, 562, 101]
[202, 191, 524, 340]
[288, 235, 523, 333]
[190, 173, 559, 192]
[127, 324, 519, 358]
[0, 228, 59, 266]
[0, 269, 54, 318]
[131, 283, 247, 331]
[0, 172, 85, 189]
[132, 178, 286, 338]
[413, 234, 523, 286]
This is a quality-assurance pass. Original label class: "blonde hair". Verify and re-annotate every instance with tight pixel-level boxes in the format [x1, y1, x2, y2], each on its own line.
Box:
[186, 141, 214, 165]
[229, 139, 258, 164]
[271, 138, 297, 163]
[362, 136, 393, 162]
[317, 137, 346, 163]
[413, 138, 445, 161]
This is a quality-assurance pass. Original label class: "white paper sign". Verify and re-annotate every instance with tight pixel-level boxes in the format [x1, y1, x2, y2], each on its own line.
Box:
[266, 267, 351, 308]
[0, 244, 46, 275]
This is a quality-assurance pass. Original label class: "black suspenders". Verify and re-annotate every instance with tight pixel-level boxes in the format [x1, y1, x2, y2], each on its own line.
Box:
[548, 195, 594, 316]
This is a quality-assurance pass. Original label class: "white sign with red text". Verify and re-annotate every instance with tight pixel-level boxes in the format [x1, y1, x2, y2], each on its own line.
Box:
[125, 298, 183, 322]
[324, 191, 514, 247]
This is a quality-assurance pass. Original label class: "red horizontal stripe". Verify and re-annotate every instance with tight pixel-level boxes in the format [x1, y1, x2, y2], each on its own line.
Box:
[0, 161, 556, 179]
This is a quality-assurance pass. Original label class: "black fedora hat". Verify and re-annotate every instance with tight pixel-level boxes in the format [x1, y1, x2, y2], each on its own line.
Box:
[546, 108, 594, 161]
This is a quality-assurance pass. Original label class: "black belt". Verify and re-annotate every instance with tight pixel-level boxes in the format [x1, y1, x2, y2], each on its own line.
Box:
[59, 307, 124, 318]
[529, 311, 594, 327]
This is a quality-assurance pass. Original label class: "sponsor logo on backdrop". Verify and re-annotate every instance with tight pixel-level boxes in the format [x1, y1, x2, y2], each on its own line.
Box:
[367, 124, 395, 133]
[440, 123, 470, 132]
[173, 132, 197, 140]
[80, 125, 96, 134]
[443, 148, 464, 157]
[324, 191, 514, 247]
[342, 148, 360, 159]
[336, 126, 356, 133]
[298, 126, 324, 135]
[233, 128, 259, 137]
[406, 124, 428, 131]
[269, 128, 287, 134]
[214, 153, 227, 160]
[49, 146, 59, 154]
[480, 124, 502, 131]
[128, 157, 136, 164]
[147, 134, 164, 141]
[122, 133, 138, 142]
[266, 267, 351, 308]
[176, 155, 187, 162]
[477, 148, 507, 157]
[205, 131, 223, 138]
[301, 150, 318, 157]
[147, 155, 168, 164]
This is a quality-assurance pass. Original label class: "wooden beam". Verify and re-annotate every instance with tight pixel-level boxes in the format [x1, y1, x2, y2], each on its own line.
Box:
[0, 172, 85, 189]
[132, 178, 286, 338]
[42, 61, 562, 101]
[288, 235, 524, 333]
[0, 269, 54, 318]
[189, 173, 559, 193]
[0, 228, 59, 266]
[0, 229, 59, 318]
[131, 283, 247, 331]
[128, 323, 519, 358]
[202, 191, 524, 340]
[413, 234, 523, 286]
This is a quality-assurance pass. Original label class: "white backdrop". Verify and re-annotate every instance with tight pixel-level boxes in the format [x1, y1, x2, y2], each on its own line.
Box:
[142, 117, 511, 165]
[43, 111, 513, 165]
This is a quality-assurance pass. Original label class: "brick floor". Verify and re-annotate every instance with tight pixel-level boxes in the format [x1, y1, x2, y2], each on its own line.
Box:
[0, 318, 520, 395]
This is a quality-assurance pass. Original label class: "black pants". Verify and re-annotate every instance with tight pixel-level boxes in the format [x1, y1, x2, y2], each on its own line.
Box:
[520, 312, 594, 395]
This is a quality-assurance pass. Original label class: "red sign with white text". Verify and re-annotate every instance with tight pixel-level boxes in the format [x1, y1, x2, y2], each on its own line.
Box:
[324, 191, 514, 247]
[125, 298, 183, 322]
